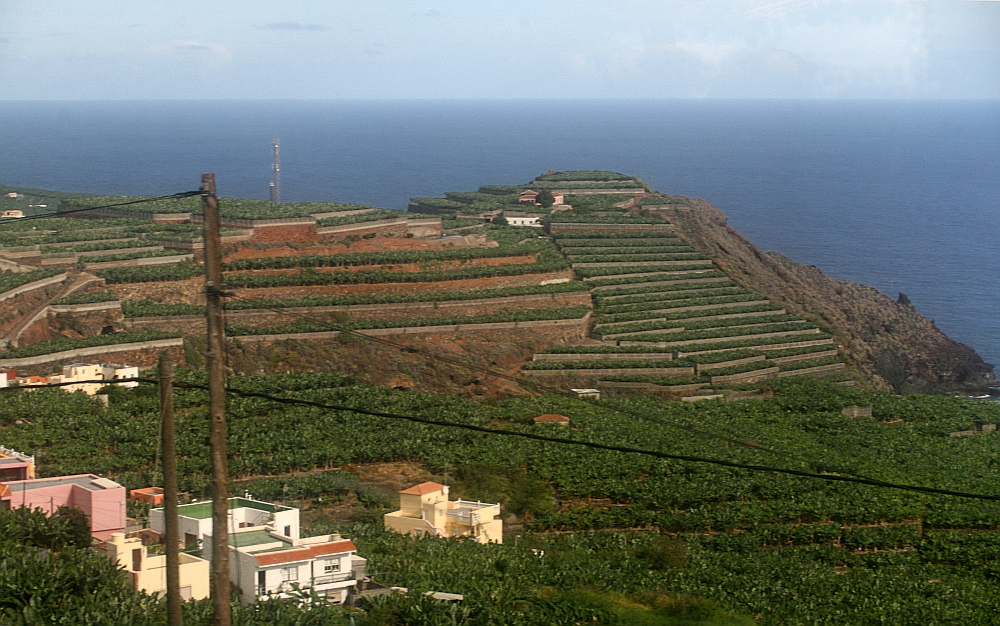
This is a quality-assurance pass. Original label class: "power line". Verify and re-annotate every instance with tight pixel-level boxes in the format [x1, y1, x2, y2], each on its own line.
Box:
[8, 375, 1000, 502]
[220, 293, 871, 478]
[0, 191, 204, 225]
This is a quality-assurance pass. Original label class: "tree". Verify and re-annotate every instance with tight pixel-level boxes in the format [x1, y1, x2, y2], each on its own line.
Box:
[53, 505, 93, 548]
[537, 189, 555, 208]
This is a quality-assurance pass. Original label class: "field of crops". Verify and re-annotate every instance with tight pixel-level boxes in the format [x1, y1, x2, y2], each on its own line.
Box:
[3, 373, 1000, 623]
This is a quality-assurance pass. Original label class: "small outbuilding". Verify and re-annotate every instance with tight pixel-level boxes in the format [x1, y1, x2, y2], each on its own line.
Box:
[533, 414, 571, 426]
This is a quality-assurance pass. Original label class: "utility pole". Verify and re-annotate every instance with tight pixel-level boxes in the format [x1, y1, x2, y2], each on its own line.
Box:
[269, 139, 281, 204]
[201, 173, 231, 625]
[159, 353, 182, 626]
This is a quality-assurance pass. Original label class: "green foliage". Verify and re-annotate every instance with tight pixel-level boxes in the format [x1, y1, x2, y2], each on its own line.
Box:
[226, 306, 590, 336]
[222, 242, 548, 271]
[222, 249, 570, 289]
[52, 291, 119, 305]
[0, 269, 63, 294]
[547, 213, 668, 224]
[0, 330, 179, 358]
[535, 170, 635, 182]
[80, 249, 187, 263]
[316, 210, 403, 227]
[96, 261, 204, 283]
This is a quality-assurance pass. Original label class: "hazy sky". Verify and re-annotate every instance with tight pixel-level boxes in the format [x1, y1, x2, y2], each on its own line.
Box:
[1, 0, 997, 100]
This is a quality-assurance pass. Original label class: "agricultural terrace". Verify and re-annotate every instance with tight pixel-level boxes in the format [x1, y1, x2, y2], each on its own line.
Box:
[526, 212, 848, 395]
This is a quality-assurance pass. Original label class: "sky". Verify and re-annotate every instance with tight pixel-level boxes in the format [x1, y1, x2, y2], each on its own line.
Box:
[1, 0, 997, 100]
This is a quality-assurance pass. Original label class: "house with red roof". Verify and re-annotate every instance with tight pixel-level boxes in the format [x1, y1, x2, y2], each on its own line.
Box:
[159, 497, 366, 604]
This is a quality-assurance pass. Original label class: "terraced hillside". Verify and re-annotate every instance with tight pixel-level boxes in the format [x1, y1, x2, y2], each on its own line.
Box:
[525, 220, 848, 398]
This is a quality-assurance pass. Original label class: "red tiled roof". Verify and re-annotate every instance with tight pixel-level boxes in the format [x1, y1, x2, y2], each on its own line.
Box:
[253, 539, 357, 566]
[533, 414, 570, 422]
[399, 481, 446, 495]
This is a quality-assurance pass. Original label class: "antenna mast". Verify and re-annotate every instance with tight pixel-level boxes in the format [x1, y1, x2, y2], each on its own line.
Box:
[269, 139, 281, 204]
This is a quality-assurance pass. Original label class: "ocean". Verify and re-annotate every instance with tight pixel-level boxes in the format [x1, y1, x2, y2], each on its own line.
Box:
[1, 99, 997, 370]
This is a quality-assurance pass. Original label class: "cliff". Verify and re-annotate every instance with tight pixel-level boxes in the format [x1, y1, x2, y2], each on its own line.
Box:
[659, 199, 996, 395]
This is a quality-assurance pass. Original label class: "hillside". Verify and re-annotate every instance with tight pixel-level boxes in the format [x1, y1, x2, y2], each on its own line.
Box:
[0, 173, 993, 398]
[659, 199, 996, 394]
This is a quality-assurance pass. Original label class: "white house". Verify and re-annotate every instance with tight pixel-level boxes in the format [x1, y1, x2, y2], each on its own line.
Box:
[151, 497, 300, 548]
[203, 528, 365, 604]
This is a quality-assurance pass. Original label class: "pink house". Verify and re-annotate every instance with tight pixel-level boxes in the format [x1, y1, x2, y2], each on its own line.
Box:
[0, 473, 126, 540]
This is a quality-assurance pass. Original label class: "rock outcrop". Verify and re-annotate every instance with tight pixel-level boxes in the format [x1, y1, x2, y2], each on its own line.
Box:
[660, 199, 996, 394]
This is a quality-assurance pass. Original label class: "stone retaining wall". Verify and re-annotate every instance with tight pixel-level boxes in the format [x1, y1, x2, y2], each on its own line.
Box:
[48, 301, 122, 314]
[0, 337, 183, 368]
[676, 337, 833, 357]
[532, 352, 674, 362]
[695, 355, 766, 374]
[0, 273, 68, 304]
[525, 366, 695, 377]
[231, 316, 588, 343]
[710, 367, 779, 384]
[548, 223, 675, 233]
[619, 328, 822, 349]
[572, 259, 714, 268]
[590, 277, 731, 292]
[769, 350, 839, 365]
[776, 363, 846, 378]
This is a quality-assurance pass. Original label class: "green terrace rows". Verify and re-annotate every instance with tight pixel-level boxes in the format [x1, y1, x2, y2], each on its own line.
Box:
[225, 306, 590, 336]
[59, 194, 374, 219]
[0, 330, 179, 359]
[0, 268, 64, 294]
[528, 228, 848, 389]
[119, 282, 590, 317]
[221, 241, 549, 270]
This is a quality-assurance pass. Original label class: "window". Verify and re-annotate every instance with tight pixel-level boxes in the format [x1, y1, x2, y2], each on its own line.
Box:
[280, 566, 298, 582]
[323, 559, 341, 574]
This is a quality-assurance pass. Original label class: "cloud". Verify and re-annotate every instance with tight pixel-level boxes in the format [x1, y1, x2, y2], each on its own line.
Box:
[151, 39, 231, 59]
[260, 22, 329, 31]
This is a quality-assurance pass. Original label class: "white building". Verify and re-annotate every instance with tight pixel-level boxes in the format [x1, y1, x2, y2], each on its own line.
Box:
[152, 497, 365, 604]
[43, 363, 139, 395]
[203, 527, 365, 604]
[151, 497, 300, 548]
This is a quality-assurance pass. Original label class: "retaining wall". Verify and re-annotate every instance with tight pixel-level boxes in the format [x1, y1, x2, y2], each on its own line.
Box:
[572, 259, 714, 268]
[590, 277, 731, 292]
[676, 337, 833, 357]
[695, 355, 767, 374]
[548, 223, 675, 234]
[532, 352, 674, 362]
[769, 350, 839, 365]
[710, 367, 780, 384]
[776, 363, 846, 378]
[618, 328, 822, 349]
[0, 337, 183, 368]
[230, 316, 588, 343]
[525, 366, 695, 377]
[0, 273, 68, 304]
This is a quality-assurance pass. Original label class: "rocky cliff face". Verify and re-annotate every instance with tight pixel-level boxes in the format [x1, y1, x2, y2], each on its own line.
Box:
[660, 199, 996, 395]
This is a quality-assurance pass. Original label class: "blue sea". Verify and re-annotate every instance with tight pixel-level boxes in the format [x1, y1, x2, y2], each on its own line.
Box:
[2, 99, 998, 370]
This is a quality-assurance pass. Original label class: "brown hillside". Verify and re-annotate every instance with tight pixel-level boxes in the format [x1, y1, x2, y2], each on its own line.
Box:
[658, 199, 995, 394]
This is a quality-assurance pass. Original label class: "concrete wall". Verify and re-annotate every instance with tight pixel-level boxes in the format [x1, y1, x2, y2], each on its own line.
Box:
[548, 223, 675, 233]
[532, 352, 674, 362]
[0, 337, 183, 368]
[618, 328, 822, 349]
[525, 366, 695, 377]
[769, 350, 839, 365]
[776, 363, 846, 378]
[583, 269, 717, 282]
[572, 259, 713, 268]
[0, 273, 67, 304]
[231, 316, 589, 343]
[710, 367, 780, 384]
[695, 355, 766, 374]
[590, 277, 731, 292]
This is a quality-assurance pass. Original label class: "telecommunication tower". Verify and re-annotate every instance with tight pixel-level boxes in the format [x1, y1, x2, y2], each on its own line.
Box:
[268, 139, 281, 203]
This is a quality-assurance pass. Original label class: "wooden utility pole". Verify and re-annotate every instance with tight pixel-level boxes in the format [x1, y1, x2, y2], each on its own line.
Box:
[201, 173, 231, 625]
[159, 353, 182, 626]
